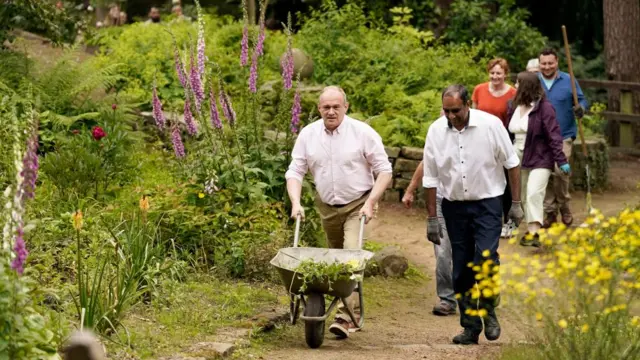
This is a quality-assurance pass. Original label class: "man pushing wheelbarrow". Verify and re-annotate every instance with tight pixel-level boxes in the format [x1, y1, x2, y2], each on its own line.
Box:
[284, 85, 393, 339]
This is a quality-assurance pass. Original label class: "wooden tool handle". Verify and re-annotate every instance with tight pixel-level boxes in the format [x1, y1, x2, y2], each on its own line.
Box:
[562, 25, 588, 157]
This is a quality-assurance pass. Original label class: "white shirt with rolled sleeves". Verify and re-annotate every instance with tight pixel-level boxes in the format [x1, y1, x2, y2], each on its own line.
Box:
[422, 109, 520, 201]
[285, 115, 393, 206]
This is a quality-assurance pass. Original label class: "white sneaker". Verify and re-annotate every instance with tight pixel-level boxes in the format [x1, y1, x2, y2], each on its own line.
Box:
[500, 221, 515, 238]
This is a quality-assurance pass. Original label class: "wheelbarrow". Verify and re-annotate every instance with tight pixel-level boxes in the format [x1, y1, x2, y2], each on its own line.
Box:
[270, 214, 374, 348]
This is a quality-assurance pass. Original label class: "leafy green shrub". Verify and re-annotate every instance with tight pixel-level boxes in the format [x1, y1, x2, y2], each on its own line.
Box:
[297, 1, 488, 146]
[40, 105, 140, 202]
[89, 15, 287, 107]
[443, 0, 548, 72]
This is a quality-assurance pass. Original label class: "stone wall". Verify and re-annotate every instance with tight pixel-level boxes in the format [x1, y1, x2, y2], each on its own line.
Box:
[382, 139, 610, 208]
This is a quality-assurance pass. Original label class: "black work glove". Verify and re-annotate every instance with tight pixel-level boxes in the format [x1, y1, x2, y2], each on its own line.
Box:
[573, 105, 584, 119]
[427, 217, 442, 245]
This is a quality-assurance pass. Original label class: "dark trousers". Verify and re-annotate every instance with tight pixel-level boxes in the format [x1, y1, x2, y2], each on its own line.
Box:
[441, 196, 502, 331]
[502, 168, 511, 223]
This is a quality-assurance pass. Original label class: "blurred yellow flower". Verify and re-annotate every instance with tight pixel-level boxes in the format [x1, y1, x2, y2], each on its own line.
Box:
[535, 312, 543, 321]
[558, 319, 568, 328]
[72, 210, 83, 231]
[581, 324, 589, 333]
[482, 249, 490, 257]
[198, 192, 205, 198]
[139, 195, 150, 212]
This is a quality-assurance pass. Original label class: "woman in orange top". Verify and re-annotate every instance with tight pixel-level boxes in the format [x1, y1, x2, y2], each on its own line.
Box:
[472, 58, 517, 238]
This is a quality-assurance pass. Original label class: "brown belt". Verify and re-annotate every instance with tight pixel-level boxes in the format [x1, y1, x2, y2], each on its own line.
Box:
[328, 190, 371, 208]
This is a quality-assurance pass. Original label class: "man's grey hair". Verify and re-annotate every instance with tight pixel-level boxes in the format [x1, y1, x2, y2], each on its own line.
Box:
[526, 58, 539, 71]
[319, 85, 348, 104]
[441, 84, 469, 103]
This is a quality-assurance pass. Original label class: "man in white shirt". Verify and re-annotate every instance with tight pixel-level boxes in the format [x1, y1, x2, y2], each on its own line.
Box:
[423, 85, 524, 345]
[285, 86, 393, 339]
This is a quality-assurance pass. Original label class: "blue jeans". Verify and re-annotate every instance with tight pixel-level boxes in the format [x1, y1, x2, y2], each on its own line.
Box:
[435, 197, 456, 308]
[441, 196, 502, 331]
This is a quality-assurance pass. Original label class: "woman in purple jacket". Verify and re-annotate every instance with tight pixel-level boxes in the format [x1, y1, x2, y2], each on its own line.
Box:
[506, 72, 570, 246]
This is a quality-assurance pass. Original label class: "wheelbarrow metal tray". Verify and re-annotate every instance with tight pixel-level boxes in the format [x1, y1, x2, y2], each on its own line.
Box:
[270, 247, 374, 298]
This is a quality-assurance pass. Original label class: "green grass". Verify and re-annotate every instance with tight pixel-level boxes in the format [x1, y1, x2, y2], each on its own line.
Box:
[106, 273, 286, 359]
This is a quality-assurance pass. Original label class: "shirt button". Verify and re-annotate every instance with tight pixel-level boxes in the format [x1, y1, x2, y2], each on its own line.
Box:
[460, 146, 462, 149]
[465, 189, 468, 192]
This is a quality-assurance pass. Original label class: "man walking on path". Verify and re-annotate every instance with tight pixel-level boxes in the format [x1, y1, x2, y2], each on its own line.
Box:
[538, 48, 589, 227]
[285, 86, 393, 339]
[402, 153, 456, 315]
[423, 85, 524, 345]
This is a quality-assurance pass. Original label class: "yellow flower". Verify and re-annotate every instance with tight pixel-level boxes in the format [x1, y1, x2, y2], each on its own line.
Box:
[482, 288, 494, 298]
[631, 316, 639, 327]
[580, 324, 589, 333]
[478, 309, 488, 318]
[535, 312, 543, 321]
[482, 249, 490, 258]
[558, 319, 568, 328]
[198, 192, 205, 198]
[139, 195, 150, 212]
[72, 210, 83, 231]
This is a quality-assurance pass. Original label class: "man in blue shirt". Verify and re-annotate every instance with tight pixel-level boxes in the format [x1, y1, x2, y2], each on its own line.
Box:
[537, 48, 588, 227]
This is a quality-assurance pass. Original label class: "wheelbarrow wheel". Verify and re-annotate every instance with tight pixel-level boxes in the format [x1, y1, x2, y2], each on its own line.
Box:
[290, 294, 300, 325]
[304, 292, 325, 348]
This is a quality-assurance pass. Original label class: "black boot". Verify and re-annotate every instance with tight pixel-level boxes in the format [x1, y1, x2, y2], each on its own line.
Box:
[484, 309, 501, 341]
[452, 328, 480, 345]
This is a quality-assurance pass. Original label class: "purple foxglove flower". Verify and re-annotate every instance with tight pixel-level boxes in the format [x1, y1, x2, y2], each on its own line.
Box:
[249, 51, 258, 93]
[11, 227, 28, 275]
[189, 49, 204, 111]
[219, 89, 236, 127]
[184, 97, 197, 136]
[209, 88, 222, 129]
[196, 11, 206, 79]
[20, 131, 39, 201]
[281, 50, 294, 90]
[174, 47, 188, 90]
[152, 85, 166, 130]
[290, 88, 301, 134]
[240, 25, 249, 67]
[256, 23, 265, 56]
[171, 126, 185, 158]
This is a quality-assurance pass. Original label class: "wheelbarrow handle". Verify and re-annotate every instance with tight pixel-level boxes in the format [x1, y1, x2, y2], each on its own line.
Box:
[358, 214, 366, 249]
[293, 213, 302, 248]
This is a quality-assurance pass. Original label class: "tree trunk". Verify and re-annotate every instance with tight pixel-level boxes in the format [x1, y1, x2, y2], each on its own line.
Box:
[603, 0, 640, 146]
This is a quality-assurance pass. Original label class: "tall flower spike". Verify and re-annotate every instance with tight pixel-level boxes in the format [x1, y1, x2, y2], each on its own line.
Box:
[184, 97, 197, 136]
[209, 87, 222, 129]
[255, 0, 267, 56]
[171, 126, 185, 158]
[189, 47, 204, 112]
[195, 0, 206, 79]
[249, 51, 258, 93]
[173, 44, 188, 90]
[219, 86, 236, 127]
[290, 86, 301, 134]
[240, 0, 249, 66]
[152, 83, 166, 130]
[11, 227, 27, 275]
[20, 127, 39, 201]
[281, 14, 294, 90]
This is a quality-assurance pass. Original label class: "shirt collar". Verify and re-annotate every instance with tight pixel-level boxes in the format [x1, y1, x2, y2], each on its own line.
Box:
[446, 109, 477, 130]
[323, 115, 350, 135]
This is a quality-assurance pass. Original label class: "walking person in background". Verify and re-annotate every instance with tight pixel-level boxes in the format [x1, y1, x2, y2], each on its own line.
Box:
[526, 58, 540, 72]
[423, 85, 523, 345]
[471, 58, 518, 239]
[402, 161, 457, 316]
[402, 109, 456, 316]
[285, 86, 393, 339]
[506, 72, 570, 246]
[537, 48, 588, 227]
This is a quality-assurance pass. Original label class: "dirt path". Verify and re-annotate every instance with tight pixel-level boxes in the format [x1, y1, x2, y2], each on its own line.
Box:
[247, 162, 640, 360]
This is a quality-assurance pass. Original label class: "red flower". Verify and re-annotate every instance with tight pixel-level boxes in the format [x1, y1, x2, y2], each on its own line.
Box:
[111, 103, 117, 110]
[92, 126, 107, 141]
[72, 129, 80, 135]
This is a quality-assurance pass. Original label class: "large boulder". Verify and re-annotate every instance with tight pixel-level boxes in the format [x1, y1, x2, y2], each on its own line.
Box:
[280, 48, 314, 80]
